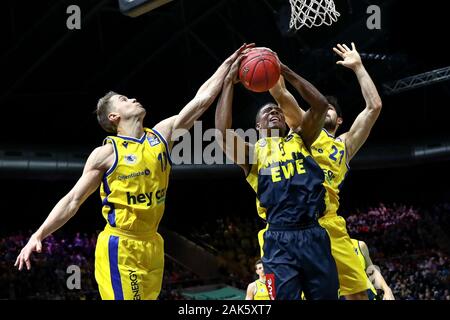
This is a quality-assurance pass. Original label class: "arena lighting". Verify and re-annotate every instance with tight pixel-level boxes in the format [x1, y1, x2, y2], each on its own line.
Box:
[118, 0, 173, 17]
[384, 66, 450, 95]
[298, 49, 405, 63]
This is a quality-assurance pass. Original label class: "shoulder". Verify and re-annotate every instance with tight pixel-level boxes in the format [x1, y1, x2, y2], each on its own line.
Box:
[337, 132, 347, 142]
[86, 144, 115, 171]
[153, 116, 178, 141]
[358, 240, 368, 250]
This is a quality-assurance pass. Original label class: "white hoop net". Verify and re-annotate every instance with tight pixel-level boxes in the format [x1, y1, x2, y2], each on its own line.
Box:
[289, 0, 340, 30]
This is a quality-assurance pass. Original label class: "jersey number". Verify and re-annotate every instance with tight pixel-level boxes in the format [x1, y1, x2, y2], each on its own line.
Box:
[158, 152, 168, 172]
[278, 142, 286, 156]
[329, 145, 344, 165]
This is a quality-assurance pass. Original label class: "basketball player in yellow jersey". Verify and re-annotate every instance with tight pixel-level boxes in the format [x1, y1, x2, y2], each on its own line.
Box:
[14, 43, 254, 300]
[351, 239, 395, 300]
[270, 43, 382, 299]
[246, 260, 270, 300]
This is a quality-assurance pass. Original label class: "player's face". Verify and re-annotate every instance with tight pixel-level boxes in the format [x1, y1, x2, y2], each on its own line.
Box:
[257, 104, 287, 134]
[110, 94, 146, 119]
[255, 263, 265, 277]
[324, 104, 340, 131]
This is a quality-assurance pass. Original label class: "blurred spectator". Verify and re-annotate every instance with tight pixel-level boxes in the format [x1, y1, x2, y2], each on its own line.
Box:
[183, 202, 450, 299]
[2, 202, 449, 300]
[0, 231, 199, 300]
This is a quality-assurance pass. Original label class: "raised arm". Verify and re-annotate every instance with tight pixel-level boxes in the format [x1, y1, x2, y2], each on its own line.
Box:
[215, 56, 252, 175]
[281, 63, 328, 148]
[359, 241, 395, 300]
[154, 43, 255, 144]
[14, 144, 113, 270]
[269, 74, 305, 131]
[334, 43, 382, 161]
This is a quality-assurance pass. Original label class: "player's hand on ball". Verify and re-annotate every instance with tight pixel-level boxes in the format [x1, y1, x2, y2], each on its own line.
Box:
[258, 47, 278, 56]
[333, 42, 362, 70]
[228, 43, 255, 63]
[228, 54, 246, 84]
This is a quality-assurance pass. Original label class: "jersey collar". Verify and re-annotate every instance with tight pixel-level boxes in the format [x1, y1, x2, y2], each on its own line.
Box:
[117, 131, 146, 143]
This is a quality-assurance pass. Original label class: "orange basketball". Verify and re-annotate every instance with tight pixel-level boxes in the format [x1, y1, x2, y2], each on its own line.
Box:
[239, 47, 281, 93]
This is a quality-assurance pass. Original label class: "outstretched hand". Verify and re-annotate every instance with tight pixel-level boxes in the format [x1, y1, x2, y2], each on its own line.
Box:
[333, 42, 362, 70]
[14, 234, 43, 271]
[226, 43, 255, 64]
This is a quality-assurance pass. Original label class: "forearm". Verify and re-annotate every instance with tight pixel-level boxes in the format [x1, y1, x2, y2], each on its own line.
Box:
[375, 272, 391, 292]
[282, 65, 328, 113]
[34, 194, 80, 240]
[195, 59, 232, 106]
[354, 64, 382, 110]
[270, 85, 304, 129]
[215, 77, 235, 134]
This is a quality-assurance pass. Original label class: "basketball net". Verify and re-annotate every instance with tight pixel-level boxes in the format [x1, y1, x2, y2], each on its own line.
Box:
[289, 0, 340, 30]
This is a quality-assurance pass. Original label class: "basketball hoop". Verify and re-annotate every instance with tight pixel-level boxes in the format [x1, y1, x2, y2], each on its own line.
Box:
[289, 0, 340, 30]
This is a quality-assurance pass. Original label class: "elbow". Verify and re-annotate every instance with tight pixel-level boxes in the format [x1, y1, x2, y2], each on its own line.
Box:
[370, 97, 382, 112]
[214, 126, 227, 148]
[67, 194, 82, 218]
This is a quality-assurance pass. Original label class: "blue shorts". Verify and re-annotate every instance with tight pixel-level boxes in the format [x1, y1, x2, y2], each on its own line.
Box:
[261, 223, 339, 300]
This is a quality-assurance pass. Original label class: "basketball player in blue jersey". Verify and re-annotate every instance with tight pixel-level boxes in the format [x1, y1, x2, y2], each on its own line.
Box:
[269, 42, 382, 300]
[215, 55, 339, 300]
[14, 43, 254, 300]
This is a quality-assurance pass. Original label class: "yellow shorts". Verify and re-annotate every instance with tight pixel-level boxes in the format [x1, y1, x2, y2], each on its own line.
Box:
[257, 225, 269, 258]
[319, 215, 370, 296]
[94, 225, 164, 300]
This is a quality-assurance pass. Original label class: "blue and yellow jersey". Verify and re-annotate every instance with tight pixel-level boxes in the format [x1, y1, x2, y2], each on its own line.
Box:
[246, 132, 326, 225]
[351, 239, 377, 296]
[311, 129, 349, 217]
[100, 127, 171, 234]
[254, 279, 270, 300]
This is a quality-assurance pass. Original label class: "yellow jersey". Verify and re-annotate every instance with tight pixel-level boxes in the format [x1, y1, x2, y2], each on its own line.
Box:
[351, 239, 377, 296]
[100, 128, 171, 234]
[254, 279, 270, 300]
[246, 132, 326, 225]
[311, 129, 349, 217]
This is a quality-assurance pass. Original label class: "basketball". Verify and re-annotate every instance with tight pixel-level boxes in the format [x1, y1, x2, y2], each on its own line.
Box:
[239, 47, 281, 93]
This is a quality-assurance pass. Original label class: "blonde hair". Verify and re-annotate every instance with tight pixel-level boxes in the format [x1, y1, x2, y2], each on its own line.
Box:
[95, 91, 119, 133]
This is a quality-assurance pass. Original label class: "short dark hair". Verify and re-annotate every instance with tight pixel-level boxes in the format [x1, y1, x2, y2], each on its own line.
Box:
[325, 95, 342, 118]
[96, 91, 119, 133]
[256, 102, 278, 123]
[255, 259, 263, 268]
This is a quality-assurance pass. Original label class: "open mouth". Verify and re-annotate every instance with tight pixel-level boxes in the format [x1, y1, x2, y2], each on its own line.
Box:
[269, 116, 280, 123]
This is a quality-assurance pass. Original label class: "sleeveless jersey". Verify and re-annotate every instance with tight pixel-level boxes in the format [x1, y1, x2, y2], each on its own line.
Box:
[311, 129, 349, 217]
[246, 132, 326, 225]
[100, 128, 171, 234]
[254, 279, 270, 300]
